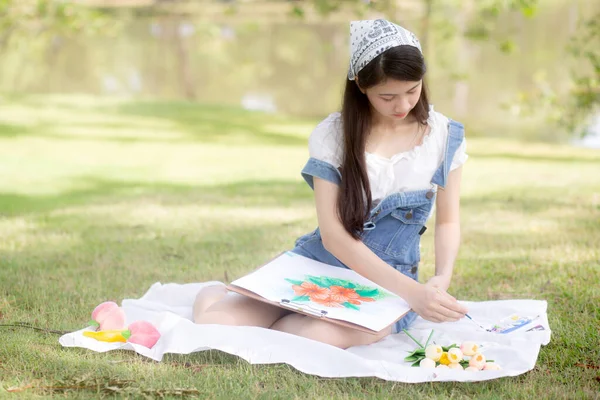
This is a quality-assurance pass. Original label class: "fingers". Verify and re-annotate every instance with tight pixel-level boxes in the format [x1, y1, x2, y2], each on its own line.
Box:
[419, 289, 468, 322]
[412, 285, 470, 323]
[423, 312, 461, 323]
[435, 289, 468, 315]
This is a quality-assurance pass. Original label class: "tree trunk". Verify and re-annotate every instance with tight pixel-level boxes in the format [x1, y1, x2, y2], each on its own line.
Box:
[453, 0, 473, 118]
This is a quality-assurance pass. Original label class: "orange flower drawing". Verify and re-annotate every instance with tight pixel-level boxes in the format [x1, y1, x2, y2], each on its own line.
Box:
[292, 282, 330, 300]
[286, 275, 389, 310]
[347, 297, 376, 305]
[329, 286, 376, 305]
[311, 294, 343, 308]
[329, 286, 359, 302]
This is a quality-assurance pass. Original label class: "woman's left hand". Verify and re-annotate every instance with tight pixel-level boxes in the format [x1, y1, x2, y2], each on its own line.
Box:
[425, 275, 451, 292]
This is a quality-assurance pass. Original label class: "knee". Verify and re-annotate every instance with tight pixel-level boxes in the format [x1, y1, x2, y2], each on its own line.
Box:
[192, 285, 228, 316]
[193, 310, 237, 326]
[298, 319, 390, 349]
[298, 319, 350, 348]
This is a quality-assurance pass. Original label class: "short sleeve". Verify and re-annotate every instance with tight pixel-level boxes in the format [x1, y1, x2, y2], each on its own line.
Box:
[450, 137, 468, 171]
[301, 113, 344, 190]
[308, 112, 343, 168]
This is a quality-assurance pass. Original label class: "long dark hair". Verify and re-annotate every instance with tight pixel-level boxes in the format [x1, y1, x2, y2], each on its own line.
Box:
[339, 44, 430, 239]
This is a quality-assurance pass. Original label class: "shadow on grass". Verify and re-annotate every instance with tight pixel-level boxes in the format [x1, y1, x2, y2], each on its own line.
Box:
[1, 98, 312, 146]
[0, 122, 35, 138]
[111, 101, 311, 146]
[468, 151, 600, 164]
[0, 177, 312, 217]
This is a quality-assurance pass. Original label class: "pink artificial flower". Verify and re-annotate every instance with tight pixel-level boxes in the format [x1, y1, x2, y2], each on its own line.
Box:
[468, 353, 487, 370]
[90, 301, 126, 331]
[126, 321, 161, 349]
[483, 362, 502, 371]
[460, 341, 479, 356]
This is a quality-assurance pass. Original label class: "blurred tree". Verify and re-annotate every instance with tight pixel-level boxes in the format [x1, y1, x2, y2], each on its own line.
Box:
[566, 11, 600, 132]
[0, 0, 119, 52]
[294, 0, 600, 135]
[289, 0, 538, 118]
[0, 0, 122, 92]
[507, 9, 599, 136]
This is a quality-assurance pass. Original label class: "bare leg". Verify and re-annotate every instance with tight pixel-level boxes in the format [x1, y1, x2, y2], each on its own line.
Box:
[193, 285, 290, 328]
[270, 313, 392, 349]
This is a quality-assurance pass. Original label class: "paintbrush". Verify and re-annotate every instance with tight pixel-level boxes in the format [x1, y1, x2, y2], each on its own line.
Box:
[464, 313, 488, 331]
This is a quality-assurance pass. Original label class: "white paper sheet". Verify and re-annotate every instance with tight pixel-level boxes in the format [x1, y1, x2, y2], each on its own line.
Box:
[230, 252, 411, 332]
[59, 282, 551, 383]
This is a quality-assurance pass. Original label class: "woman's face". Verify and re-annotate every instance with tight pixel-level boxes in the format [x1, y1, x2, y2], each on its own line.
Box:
[362, 79, 422, 121]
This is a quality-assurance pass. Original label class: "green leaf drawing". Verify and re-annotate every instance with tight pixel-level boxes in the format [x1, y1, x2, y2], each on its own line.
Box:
[355, 288, 379, 298]
[354, 285, 391, 300]
[306, 275, 329, 288]
[292, 295, 310, 302]
[342, 302, 360, 310]
[324, 277, 357, 289]
[304, 275, 358, 289]
[285, 278, 304, 286]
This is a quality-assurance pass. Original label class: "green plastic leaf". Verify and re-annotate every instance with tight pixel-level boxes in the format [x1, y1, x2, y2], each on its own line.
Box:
[424, 329, 434, 348]
[402, 329, 424, 348]
[411, 360, 421, 367]
[121, 330, 131, 340]
[88, 320, 100, 328]
[442, 344, 459, 352]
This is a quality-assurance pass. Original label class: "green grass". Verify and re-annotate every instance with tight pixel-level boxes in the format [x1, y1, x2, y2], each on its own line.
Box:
[0, 94, 599, 399]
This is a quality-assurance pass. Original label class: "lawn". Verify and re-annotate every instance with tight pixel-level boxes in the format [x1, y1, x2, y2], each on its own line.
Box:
[0, 95, 598, 398]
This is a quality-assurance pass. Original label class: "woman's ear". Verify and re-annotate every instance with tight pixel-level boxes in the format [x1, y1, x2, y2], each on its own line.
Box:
[354, 77, 365, 94]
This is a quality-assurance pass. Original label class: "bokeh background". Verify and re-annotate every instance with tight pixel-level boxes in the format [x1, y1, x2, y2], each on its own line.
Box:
[2, 0, 599, 141]
[1, 1, 599, 398]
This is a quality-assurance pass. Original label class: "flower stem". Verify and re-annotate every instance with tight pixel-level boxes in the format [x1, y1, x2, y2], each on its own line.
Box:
[424, 329, 434, 348]
[402, 329, 424, 348]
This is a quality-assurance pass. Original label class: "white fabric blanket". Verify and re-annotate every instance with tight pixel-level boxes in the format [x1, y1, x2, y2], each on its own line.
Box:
[59, 282, 551, 383]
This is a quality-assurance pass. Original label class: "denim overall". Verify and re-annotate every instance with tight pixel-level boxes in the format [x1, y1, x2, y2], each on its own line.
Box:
[290, 119, 465, 334]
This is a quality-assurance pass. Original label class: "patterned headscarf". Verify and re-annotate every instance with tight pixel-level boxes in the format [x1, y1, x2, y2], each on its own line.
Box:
[348, 19, 422, 81]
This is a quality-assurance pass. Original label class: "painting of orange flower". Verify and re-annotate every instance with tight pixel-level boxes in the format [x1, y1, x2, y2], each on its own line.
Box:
[285, 275, 389, 310]
[291, 282, 329, 300]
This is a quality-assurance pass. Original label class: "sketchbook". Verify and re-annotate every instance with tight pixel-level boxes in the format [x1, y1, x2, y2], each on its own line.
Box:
[227, 251, 411, 334]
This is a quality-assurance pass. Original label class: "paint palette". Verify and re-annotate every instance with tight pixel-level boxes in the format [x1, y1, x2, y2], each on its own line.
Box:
[487, 314, 541, 334]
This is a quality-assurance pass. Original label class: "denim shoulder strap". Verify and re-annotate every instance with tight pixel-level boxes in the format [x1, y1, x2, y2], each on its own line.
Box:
[430, 119, 465, 188]
[301, 157, 342, 190]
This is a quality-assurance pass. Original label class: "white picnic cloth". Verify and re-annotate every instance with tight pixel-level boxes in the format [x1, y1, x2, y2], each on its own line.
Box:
[59, 282, 551, 383]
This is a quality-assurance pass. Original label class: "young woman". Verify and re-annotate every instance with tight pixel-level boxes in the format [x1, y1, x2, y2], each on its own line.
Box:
[193, 19, 469, 349]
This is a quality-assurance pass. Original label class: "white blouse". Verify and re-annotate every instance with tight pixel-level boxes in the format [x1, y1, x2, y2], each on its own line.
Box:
[308, 107, 468, 202]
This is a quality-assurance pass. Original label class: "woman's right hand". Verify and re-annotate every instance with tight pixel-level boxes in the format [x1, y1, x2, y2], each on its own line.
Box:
[405, 283, 468, 323]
